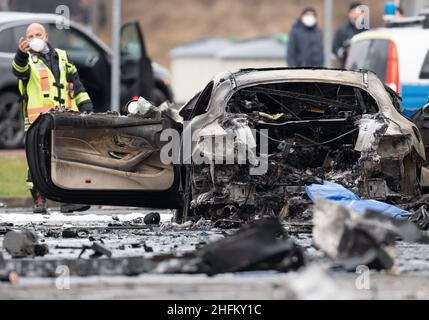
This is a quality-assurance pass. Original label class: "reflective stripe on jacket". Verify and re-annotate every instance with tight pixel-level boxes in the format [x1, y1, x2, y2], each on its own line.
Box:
[15, 48, 79, 129]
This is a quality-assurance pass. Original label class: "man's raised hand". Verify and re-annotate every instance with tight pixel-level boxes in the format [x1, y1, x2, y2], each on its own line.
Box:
[18, 37, 30, 53]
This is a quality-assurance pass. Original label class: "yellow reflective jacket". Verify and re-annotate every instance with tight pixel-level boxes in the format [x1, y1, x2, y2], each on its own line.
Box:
[14, 48, 90, 129]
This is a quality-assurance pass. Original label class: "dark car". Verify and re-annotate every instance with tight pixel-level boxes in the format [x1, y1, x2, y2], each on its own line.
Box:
[0, 12, 173, 148]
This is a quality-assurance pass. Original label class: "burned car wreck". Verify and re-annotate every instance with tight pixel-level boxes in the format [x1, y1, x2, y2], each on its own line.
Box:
[26, 68, 426, 222]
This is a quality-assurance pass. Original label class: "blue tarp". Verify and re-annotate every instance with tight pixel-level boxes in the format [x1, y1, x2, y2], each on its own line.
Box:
[305, 181, 410, 220]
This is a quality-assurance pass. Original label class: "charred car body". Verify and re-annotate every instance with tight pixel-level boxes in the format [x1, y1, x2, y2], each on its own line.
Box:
[26, 68, 426, 222]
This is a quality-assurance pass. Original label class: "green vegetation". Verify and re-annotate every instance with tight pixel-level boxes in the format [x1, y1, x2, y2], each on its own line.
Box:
[0, 157, 30, 198]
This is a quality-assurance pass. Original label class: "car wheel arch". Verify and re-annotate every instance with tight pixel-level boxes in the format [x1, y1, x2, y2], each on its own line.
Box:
[0, 85, 24, 149]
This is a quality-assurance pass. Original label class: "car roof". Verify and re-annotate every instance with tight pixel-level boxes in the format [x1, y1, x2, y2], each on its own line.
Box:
[350, 28, 429, 83]
[351, 27, 429, 42]
[0, 12, 60, 24]
[211, 68, 393, 113]
[229, 68, 375, 88]
[204, 68, 402, 129]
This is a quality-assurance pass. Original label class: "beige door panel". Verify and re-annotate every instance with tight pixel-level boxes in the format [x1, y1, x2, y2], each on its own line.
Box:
[50, 128, 174, 190]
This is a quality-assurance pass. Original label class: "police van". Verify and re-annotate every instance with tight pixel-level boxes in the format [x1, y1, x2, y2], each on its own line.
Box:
[346, 15, 429, 117]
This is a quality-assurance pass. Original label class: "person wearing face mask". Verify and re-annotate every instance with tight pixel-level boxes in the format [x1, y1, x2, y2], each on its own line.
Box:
[12, 23, 93, 214]
[287, 7, 324, 68]
[332, 2, 365, 68]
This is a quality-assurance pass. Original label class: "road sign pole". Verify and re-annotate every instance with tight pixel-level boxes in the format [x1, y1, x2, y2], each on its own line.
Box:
[111, 0, 121, 112]
[324, 0, 333, 68]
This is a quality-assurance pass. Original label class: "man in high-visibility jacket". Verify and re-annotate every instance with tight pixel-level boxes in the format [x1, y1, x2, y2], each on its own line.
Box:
[12, 23, 92, 214]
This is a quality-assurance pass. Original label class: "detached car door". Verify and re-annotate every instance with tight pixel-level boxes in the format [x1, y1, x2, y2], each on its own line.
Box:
[25, 112, 182, 209]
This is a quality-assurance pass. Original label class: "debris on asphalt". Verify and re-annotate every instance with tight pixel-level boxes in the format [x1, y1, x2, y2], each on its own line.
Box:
[313, 199, 429, 271]
[106, 215, 156, 228]
[191, 217, 213, 230]
[55, 242, 112, 259]
[3, 230, 49, 258]
[197, 218, 305, 275]
[0, 217, 305, 277]
[143, 242, 153, 252]
[398, 194, 429, 230]
[0, 271, 18, 283]
[0, 223, 13, 235]
[160, 220, 194, 231]
[313, 200, 395, 270]
[0, 256, 154, 277]
[61, 228, 89, 238]
[44, 228, 61, 238]
[131, 217, 143, 224]
[213, 218, 241, 229]
[409, 206, 429, 230]
[144, 212, 161, 225]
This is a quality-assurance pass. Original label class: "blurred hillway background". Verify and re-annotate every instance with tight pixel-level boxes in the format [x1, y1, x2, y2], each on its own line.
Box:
[1, 0, 389, 68]
[119, 0, 387, 68]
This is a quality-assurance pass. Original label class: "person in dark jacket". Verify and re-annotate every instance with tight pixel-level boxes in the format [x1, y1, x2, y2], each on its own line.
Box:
[287, 7, 324, 68]
[332, 2, 365, 67]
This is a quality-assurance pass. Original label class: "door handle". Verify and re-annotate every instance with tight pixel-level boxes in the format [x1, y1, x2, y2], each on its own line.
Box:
[86, 55, 99, 67]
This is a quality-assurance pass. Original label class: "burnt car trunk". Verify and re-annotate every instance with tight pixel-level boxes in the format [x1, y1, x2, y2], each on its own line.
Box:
[188, 81, 422, 221]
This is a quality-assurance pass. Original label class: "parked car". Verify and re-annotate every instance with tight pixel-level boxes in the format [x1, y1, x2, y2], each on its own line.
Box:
[26, 68, 426, 222]
[0, 12, 173, 148]
[346, 17, 429, 118]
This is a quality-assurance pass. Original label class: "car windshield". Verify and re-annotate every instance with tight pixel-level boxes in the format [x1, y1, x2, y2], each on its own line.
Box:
[346, 39, 390, 82]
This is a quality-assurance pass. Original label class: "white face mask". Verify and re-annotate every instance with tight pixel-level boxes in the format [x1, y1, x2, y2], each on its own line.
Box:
[29, 38, 47, 53]
[302, 15, 317, 27]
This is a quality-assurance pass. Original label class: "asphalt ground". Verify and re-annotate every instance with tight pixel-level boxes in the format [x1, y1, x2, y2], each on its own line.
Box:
[0, 206, 428, 299]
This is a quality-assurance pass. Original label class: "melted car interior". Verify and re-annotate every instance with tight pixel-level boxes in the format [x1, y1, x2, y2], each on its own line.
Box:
[226, 82, 379, 167]
[188, 81, 382, 220]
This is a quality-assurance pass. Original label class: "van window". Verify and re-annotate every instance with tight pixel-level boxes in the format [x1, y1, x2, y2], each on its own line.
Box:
[420, 50, 429, 79]
[345, 39, 390, 82]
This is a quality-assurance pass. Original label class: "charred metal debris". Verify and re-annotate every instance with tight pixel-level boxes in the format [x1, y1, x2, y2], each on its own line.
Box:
[313, 200, 429, 271]
[0, 218, 306, 277]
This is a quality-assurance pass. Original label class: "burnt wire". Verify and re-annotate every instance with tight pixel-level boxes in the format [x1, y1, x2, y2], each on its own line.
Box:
[250, 90, 317, 134]
[256, 90, 304, 121]
[315, 83, 325, 97]
[236, 184, 255, 217]
[245, 87, 357, 110]
[257, 127, 359, 147]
